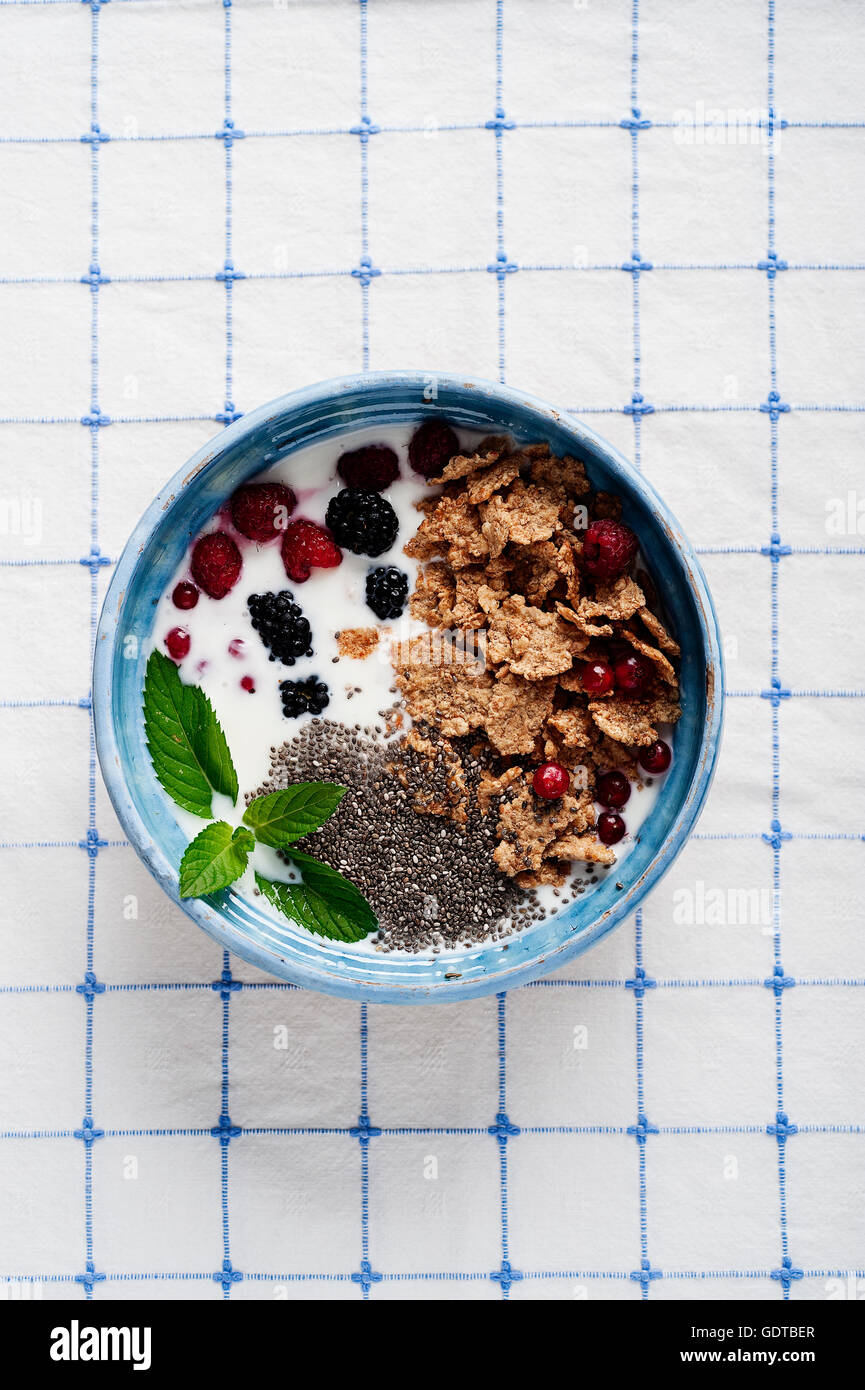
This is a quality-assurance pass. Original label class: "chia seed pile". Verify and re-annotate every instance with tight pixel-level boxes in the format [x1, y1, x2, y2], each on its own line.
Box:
[247, 717, 590, 953]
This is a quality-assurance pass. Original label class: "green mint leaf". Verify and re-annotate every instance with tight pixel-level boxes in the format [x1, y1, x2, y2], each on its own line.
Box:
[143, 650, 238, 817]
[242, 783, 346, 848]
[255, 855, 377, 943]
[190, 688, 239, 806]
[179, 822, 255, 899]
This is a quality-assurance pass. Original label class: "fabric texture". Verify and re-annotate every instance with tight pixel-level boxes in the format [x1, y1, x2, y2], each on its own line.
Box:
[0, 0, 863, 1301]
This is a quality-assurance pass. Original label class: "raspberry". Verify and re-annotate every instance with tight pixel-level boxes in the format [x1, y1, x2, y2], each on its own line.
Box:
[407, 417, 460, 479]
[191, 531, 242, 599]
[596, 770, 631, 809]
[639, 739, 672, 774]
[248, 591, 313, 666]
[582, 518, 638, 581]
[240, 675, 255, 693]
[280, 518, 342, 583]
[279, 675, 330, 719]
[532, 762, 570, 800]
[325, 488, 399, 557]
[165, 628, 190, 661]
[172, 581, 199, 611]
[365, 565, 409, 620]
[336, 444, 399, 492]
[230, 481, 296, 542]
[597, 811, 626, 846]
[614, 652, 651, 696]
[582, 659, 614, 695]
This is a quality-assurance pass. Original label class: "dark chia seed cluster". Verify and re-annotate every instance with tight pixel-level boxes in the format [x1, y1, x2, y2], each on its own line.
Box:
[247, 718, 583, 952]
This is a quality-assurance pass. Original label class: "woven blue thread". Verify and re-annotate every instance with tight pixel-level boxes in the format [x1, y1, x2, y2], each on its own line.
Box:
[760, 390, 790, 422]
[213, 1259, 243, 1292]
[761, 534, 792, 561]
[764, 1, 799, 1298]
[624, 391, 653, 416]
[625, 966, 656, 998]
[215, 942, 239, 1295]
[211, 966, 242, 1001]
[490, 1, 509, 383]
[351, 1258, 382, 1292]
[210, 1113, 241, 1146]
[620, 107, 651, 131]
[351, 254, 381, 289]
[622, 252, 652, 276]
[765, 967, 795, 997]
[760, 677, 791, 705]
[75, 1261, 106, 1293]
[78, 827, 107, 857]
[770, 1256, 803, 1293]
[80, 122, 108, 145]
[216, 118, 244, 148]
[762, 820, 792, 851]
[758, 251, 788, 278]
[767, 1112, 798, 1142]
[79, 546, 111, 574]
[80, 263, 109, 289]
[76, 971, 105, 1002]
[353, 1003, 381, 1298]
[487, 251, 518, 281]
[488, 1112, 520, 1143]
[350, 114, 379, 143]
[627, 1116, 658, 1145]
[630, 1257, 662, 1288]
[73, 1117, 104, 1145]
[490, 1259, 522, 1292]
[489, 992, 522, 1297]
[357, 0, 373, 370]
[350, 1114, 382, 1145]
[218, 6, 240, 435]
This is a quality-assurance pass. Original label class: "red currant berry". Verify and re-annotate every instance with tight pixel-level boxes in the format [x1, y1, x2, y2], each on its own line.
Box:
[532, 762, 570, 800]
[614, 652, 651, 695]
[597, 811, 626, 846]
[639, 739, 672, 774]
[228, 638, 245, 658]
[596, 770, 631, 808]
[582, 659, 614, 695]
[240, 675, 255, 693]
[165, 627, 190, 660]
[172, 582, 199, 610]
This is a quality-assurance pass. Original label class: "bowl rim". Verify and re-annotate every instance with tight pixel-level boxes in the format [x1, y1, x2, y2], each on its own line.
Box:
[93, 370, 724, 1003]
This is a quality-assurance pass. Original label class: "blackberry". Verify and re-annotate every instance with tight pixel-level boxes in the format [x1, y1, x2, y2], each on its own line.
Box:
[279, 676, 330, 719]
[325, 488, 399, 557]
[365, 565, 409, 620]
[248, 590, 312, 666]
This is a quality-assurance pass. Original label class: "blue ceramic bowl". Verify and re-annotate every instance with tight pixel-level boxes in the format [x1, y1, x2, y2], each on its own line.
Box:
[94, 372, 723, 1003]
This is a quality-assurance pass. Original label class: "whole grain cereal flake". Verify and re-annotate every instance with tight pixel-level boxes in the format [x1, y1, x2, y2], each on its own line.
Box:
[486, 595, 580, 680]
[578, 574, 646, 622]
[485, 671, 557, 756]
[589, 694, 681, 748]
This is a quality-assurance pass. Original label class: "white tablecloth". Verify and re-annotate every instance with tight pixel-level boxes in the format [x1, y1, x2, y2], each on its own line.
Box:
[1, 0, 863, 1300]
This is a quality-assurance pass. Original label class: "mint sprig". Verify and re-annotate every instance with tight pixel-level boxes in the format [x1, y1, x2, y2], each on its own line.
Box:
[142, 648, 377, 942]
[144, 650, 238, 817]
[242, 784, 346, 847]
[255, 860, 376, 943]
[180, 823, 255, 898]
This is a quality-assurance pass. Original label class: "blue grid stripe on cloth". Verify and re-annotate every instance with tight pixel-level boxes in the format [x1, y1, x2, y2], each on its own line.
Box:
[0, 0, 861, 1300]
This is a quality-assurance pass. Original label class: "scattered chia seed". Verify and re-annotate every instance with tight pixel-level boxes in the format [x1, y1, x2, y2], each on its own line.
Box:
[247, 717, 543, 952]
